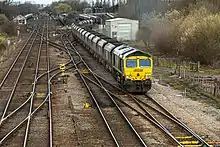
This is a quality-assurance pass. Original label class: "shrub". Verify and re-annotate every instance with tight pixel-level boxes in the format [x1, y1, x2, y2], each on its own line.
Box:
[139, 1, 220, 65]
[0, 40, 7, 54]
[181, 13, 220, 64]
[151, 22, 180, 56]
[1, 22, 16, 36]
[0, 14, 8, 26]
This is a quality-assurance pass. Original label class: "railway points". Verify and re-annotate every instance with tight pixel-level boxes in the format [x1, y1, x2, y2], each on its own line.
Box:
[0, 13, 219, 147]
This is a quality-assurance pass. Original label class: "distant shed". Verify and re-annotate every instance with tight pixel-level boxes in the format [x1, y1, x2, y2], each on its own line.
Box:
[105, 18, 139, 41]
[13, 15, 26, 25]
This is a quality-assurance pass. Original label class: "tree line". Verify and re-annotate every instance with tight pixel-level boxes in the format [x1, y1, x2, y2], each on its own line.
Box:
[42, 0, 121, 14]
[133, 0, 220, 66]
[0, 0, 40, 20]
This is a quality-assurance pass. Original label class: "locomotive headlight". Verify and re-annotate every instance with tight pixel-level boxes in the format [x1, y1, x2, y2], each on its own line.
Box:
[146, 75, 151, 79]
[126, 76, 130, 79]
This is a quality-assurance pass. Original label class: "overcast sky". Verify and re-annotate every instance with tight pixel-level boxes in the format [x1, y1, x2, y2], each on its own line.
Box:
[15, 0, 94, 5]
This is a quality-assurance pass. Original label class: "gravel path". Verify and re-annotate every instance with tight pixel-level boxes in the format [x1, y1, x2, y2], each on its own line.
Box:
[149, 83, 220, 141]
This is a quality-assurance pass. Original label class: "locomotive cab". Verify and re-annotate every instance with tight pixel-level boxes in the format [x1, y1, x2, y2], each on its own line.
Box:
[123, 54, 153, 93]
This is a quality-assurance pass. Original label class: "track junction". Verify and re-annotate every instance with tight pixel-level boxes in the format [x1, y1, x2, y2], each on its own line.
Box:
[0, 14, 219, 147]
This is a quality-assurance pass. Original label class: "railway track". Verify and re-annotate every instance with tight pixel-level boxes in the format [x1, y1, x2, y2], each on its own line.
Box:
[91, 75, 211, 146]
[0, 17, 65, 147]
[1, 16, 213, 146]
[60, 32, 147, 146]
[0, 24, 40, 146]
[29, 23, 215, 146]
[22, 20, 217, 146]
[51, 29, 213, 147]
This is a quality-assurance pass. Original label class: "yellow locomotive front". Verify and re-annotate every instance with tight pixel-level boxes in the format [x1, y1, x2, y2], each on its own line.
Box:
[123, 56, 153, 93]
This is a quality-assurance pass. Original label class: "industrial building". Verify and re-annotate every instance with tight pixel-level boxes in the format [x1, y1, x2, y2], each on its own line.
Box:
[105, 18, 139, 41]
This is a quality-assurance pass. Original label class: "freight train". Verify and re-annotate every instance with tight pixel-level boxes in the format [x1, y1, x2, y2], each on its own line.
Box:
[71, 18, 153, 93]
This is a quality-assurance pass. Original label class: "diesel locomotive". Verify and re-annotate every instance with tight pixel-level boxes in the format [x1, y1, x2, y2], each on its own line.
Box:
[71, 19, 153, 93]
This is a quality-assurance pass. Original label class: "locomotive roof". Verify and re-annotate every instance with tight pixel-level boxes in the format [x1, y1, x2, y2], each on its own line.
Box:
[113, 45, 151, 59]
[126, 50, 152, 58]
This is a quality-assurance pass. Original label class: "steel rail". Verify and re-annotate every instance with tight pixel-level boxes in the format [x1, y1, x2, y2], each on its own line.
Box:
[0, 28, 39, 125]
[66, 33, 183, 145]
[36, 27, 203, 146]
[23, 23, 45, 147]
[61, 34, 147, 147]
[30, 29, 75, 52]
[92, 71, 210, 146]
[60, 34, 120, 147]
[84, 69, 211, 146]
[69, 31, 210, 146]
[144, 95, 210, 147]
[0, 20, 74, 145]
[0, 64, 75, 145]
[46, 19, 53, 147]
[69, 19, 209, 147]
[0, 61, 72, 124]
[80, 72, 184, 146]
[65, 35, 148, 146]
[36, 61, 72, 80]
[0, 94, 49, 145]
[0, 26, 37, 89]
[91, 70, 210, 146]
[31, 30, 77, 57]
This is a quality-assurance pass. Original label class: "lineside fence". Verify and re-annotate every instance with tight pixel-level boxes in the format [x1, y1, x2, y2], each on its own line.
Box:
[0, 37, 20, 63]
[153, 57, 220, 97]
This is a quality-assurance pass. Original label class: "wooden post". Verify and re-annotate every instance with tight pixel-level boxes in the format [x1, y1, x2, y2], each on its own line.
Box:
[7, 39, 10, 47]
[189, 62, 192, 71]
[197, 61, 200, 72]
[13, 42, 16, 50]
[183, 69, 185, 79]
[206, 79, 208, 92]
[213, 78, 217, 96]
[156, 56, 159, 66]
[217, 85, 219, 96]
[202, 77, 204, 86]
[17, 29, 20, 37]
[178, 62, 181, 77]
[159, 75, 162, 84]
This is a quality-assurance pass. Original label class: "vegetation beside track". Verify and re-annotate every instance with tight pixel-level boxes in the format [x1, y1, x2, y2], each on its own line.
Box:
[153, 67, 220, 109]
[124, 1, 220, 68]
[0, 14, 17, 53]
